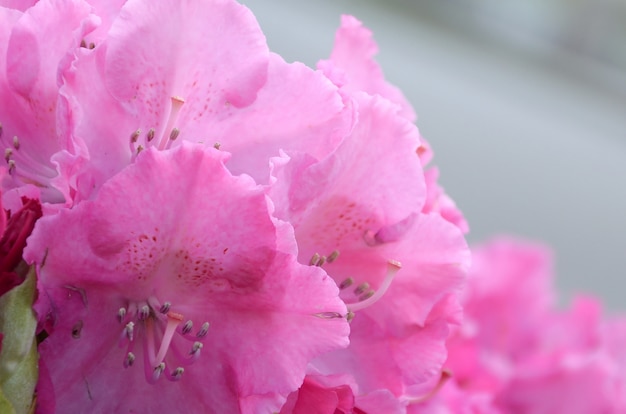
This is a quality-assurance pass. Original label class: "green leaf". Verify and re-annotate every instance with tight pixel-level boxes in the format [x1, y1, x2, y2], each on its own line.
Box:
[0, 266, 38, 414]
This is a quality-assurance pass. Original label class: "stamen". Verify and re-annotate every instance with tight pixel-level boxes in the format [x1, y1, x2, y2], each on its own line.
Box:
[0, 124, 2, 139]
[196, 322, 210, 338]
[169, 128, 180, 141]
[5, 148, 13, 162]
[124, 322, 134, 342]
[213, 142, 221, 150]
[124, 352, 135, 368]
[158, 96, 185, 150]
[117, 307, 127, 323]
[316, 256, 326, 267]
[190, 342, 203, 361]
[130, 129, 141, 143]
[309, 253, 320, 266]
[313, 312, 344, 319]
[139, 305, 150, 320]
[80, 39, 87, 48]
[146, 128, 155, 142]
[152, 362, 165, 382]
[136, 145, 144, 155]
[405, 370, 452, 404]
[359, 290, 376, 301]
[88, 42, 95, 50]
[12, 136, 19, 150]
[170, 367, 184, 381]
[348, 260, 401, 312]
[339, 277, 354, 290]
[327, 250, 340, 263]
[346, 311, 355, 322]
[354, 283, 370, 296]
[72, 320, 83, 339]
[159, 302, 171, 314]
[8, 160, 16, 175]
[181, 320, 193, 335]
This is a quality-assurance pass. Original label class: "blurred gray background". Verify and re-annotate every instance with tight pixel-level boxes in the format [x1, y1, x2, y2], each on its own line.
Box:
[241, 0, 626, 310]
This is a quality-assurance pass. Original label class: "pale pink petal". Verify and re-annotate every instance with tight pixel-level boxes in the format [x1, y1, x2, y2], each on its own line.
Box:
[1, 0, 95, 203]
[318, 15, 416, 121]
[214, 53, 353, 183]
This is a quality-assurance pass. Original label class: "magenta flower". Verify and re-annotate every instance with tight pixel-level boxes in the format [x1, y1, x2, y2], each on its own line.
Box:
[25, 144, 349, 412]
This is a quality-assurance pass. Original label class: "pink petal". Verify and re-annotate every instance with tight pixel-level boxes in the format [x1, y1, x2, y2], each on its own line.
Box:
[25, 143, 349, 411]
[318, 15, 416, 121]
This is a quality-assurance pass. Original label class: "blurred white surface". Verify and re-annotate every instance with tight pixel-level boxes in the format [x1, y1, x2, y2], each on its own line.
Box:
[241, 0, 626, 310]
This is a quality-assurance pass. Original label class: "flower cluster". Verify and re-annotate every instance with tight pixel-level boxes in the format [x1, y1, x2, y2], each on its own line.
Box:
[0, 1, 623, 413]
[1, 1, 469, 412]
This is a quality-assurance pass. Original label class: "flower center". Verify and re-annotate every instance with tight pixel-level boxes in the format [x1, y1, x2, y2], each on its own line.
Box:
[128, 96, 185, 159]
[308, 250, 401, 317]
[116, 296, 209, 383]
[1, 128, 56, 188]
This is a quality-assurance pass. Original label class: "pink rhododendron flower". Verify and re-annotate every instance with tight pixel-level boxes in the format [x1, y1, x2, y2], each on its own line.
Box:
[269, 86, 469, 405]
[25, 144, 350, 412]
[57, 0, 352, 203]
[0, 0, 98, 205]
[317, 15, 467, 235]
[3, 1, 480, 412]
[436, 238, 626, 413]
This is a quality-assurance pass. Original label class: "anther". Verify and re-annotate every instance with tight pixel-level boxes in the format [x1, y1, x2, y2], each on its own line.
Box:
[309, 253, 320, 266]
[159, 302, 171, 314]
[182, 320, 193, 335]
[171, 367, 184, 381]
[146, 128, 155, 142]
[316, 256, 327, 267]
[139, 305, 150, 320]
[190, 342, 203, 356]
[12, 136, 19, 150]
[72, 320, 83, 339]
[89, 42, 95, 50]
[152, 362, 165, 382]
[5, 148, 13, 162]
[136, 145, 144, 154]
[327, 250, 340, 263]
[0, 124, 2, 139]
[117, 307, 127, 323]
[339, 277, 354, 290]
[80, 39, 87, 48]
[124, 322, 135, 341]
[124, 352, 135, 368]
[8, 160, 15, 174]
[169, 128, 180, 141]
[346, 311, 355, 322]
[130, 129, 141, 143]
[359, 290, 376, 301]
[354, 283, 370, 296]
[196, 322, 210, 338]
[213, 142, 221, 150]
[348, 260, 402, 312]
[313, 312, 344, 319]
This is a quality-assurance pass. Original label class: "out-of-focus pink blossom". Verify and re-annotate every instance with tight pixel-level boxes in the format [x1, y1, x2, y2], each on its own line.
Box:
[432, 238, 626, 413]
